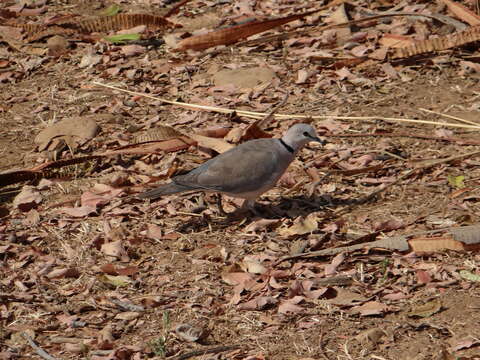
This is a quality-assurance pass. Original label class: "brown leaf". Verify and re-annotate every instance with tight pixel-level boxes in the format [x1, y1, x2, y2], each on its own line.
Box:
[238, 296, 277, 310]
[407, 299, 442, 318]
[101, 240, 129, 261]
[279, 214, 318, 236]
[100, 264, 139, 276]
[35, 116, 100, 151]
[59, 205, 96, 217]
[176, 10, 319, 51]
[373, 219, 404, 232]
[245, 218, 280, 233]
[189, 133, 234, 153]
[327, 288, 368, 306]
[47, 267, 80, 279]
[221, 272, 255, 286]
[351, 301, 388, 316]
[175, 323, 206, 342]
[439, 0, 480, 26]
[13, 186, 42, 212]
[416, 270, 432, 284]
[278, 301, 304, 314]
[120, 44, 145, 57]
[134, 124, 185, 143]
[241, 258, 267, 274]
[324, 253, 345, 276]
[146, 223, 163, 240]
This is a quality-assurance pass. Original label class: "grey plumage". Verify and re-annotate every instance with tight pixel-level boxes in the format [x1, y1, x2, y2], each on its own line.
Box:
[138, 123, 324, 209]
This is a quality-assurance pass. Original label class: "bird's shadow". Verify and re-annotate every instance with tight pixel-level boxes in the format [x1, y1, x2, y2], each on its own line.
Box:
[176, 194, 359, 232]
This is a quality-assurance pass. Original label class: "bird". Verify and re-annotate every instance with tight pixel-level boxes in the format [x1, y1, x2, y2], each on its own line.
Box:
[138, 123, 325, 214]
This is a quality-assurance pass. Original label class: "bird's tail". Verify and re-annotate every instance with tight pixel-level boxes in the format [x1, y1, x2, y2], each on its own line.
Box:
[137, 182, 193, 200]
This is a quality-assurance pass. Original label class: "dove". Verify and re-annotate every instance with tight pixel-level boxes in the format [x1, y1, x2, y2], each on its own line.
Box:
[138, 123, 325, 212]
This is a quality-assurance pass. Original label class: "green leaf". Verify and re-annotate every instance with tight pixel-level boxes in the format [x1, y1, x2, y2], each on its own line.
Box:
[98, 274, 131, 287]
[448, 175, 465, 189]
[103, 33, 141, 44]
[459, 270, 480, 282]
[101, 4, 121, 16]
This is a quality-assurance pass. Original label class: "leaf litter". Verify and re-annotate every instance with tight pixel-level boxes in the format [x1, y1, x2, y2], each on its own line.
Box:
[1, 0, 480, 359]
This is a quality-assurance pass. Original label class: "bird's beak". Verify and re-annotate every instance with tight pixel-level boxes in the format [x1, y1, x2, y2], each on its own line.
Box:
[309, 135, 326, 145]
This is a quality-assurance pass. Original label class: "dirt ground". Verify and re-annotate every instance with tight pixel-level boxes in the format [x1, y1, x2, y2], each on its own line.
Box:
[1, 0, 480, 359]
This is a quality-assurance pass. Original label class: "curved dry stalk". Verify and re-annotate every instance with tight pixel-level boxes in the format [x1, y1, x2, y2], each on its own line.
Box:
[93, 82, 480, 130]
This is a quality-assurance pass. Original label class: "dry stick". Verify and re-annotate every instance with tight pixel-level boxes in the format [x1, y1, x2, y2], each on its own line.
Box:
[164, 0, 192, 18]
[324, 131, 480, 145]
[419, 108, 480, 128]
[336, 149, 480, 214]
[239, 11, 459, 47]
[22, 332, 59, 360]
[92, 82, 480, 130]
[168, 345, 241, 360]
[275, 149, 480, 264]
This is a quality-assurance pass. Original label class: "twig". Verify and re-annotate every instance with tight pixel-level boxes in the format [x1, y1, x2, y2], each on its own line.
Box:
[419, 108, 480, 128]
[334, 149, 480, 216]
[239, 11, 466, 48]
[274, 223, 480, 264]
[164, 0, 191, 18]
[22, 332, 59, 360]
[274, 150, 480, 264]
[92, 82, 480, 130]
[324, 131, 480, 146]
[167, 345, 241, 360]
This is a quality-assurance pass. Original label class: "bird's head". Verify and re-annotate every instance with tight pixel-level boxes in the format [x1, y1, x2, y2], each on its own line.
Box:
[282, 123, 325, 152]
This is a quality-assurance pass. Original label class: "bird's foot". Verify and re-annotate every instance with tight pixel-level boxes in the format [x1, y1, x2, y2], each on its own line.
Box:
[215, 194, 228, 217]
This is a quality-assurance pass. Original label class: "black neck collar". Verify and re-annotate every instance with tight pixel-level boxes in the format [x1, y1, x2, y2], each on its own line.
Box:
[279, 138, 294, 154]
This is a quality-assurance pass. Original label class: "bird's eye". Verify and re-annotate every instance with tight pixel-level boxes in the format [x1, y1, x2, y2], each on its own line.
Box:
[303, 131, 310, 137]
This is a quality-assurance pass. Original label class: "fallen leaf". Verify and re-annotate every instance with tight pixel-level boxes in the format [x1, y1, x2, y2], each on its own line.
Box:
[46, 267, 80, 279]
[35, 116, 100, 151]
[146, 223, 163, 240]
[59, 205, 96, 217]
[416, 270, 432, 284]
[245, 218, 280, 233]
[351, 301, 388, 316]
[175, 323, 205, 342]
[13, 186, 42, 212]
[280, 214, 318, 236]
[407, 299, 442, 318]
[278, 300, 304, 314]
[241, 258, 267, 274]
[439, 0, 480, 25]
[98, 274, 132, 287]
[459, 270, 480, 282]
[101, 240, 129, 261]
[324, 253, 345, 276]
[448, 175, 465, 189]
[189, 133, 234, 153]
[238, 296, 277, 310]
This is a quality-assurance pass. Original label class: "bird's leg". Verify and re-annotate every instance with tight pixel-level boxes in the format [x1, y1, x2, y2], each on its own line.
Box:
[240, 199, 261, 217]
[216, 194, 227, 216]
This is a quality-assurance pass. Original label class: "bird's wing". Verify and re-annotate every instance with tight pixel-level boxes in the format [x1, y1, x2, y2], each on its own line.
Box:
[174, 139, 293, 195]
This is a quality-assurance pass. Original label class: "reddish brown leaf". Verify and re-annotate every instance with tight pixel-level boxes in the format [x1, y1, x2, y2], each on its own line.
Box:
[176, 10, 319, 51]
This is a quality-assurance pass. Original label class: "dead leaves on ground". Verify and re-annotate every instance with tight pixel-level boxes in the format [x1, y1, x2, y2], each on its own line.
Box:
[3, 0, 480, 359]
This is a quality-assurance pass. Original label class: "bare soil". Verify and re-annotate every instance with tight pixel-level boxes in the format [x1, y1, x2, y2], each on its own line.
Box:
[1, 1, 480, 360]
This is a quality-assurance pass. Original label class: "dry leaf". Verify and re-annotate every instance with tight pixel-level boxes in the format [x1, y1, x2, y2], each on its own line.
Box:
[175, 323, 205, 342]
[190, 133, 234, 153]
[351, 301, 388, 316]
[101, 240, 129, 261]
[407, 299, 442, 318]
[13, 186, 42, 212]
[439, 0, 480, 26]
[280, 214, 318, 236]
